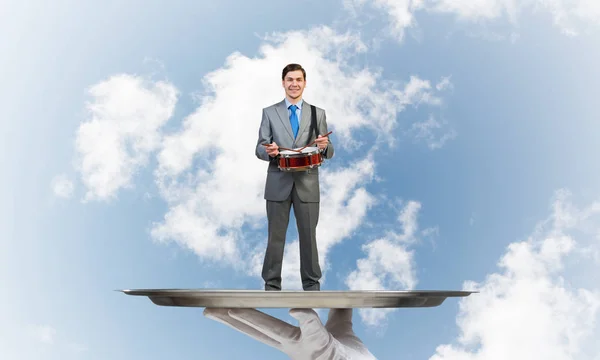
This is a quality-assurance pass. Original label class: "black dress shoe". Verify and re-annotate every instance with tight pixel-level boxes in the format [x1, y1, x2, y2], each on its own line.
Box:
[303, 283, 320, 291]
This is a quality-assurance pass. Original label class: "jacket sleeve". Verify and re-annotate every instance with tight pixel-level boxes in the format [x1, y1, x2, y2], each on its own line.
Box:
[255, 108, 273, 162]
[319, 109, 334, 159]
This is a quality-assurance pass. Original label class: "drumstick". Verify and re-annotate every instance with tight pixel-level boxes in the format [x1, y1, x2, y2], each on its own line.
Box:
[298, 131, 333, 151]
[261, 144, 301, 153]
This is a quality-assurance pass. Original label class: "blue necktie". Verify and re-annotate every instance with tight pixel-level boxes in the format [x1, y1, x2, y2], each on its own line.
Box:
[289, 104, 299, 138]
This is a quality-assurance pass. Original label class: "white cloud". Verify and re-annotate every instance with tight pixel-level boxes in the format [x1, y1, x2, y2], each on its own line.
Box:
[436, 76, 453, 91]
[572, 0, 600, 23]
[30, 325, 56, 344]
[346, 200, 437, 326]
[409, 115, 457, 150]
[348, 238, 416, 290]
[427, 0, 520, 22]
[397, 75, 446, 108]
[51, 174, 74, 198]
[540, 0, 600, 35]
[345, 0, 426, 41]
[351, 0, 600, 40]
[75, 74, 178, 201]
[430, 189, 600, 360]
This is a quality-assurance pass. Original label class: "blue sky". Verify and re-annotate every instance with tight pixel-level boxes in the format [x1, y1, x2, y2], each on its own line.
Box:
[2, 1, 600, 359]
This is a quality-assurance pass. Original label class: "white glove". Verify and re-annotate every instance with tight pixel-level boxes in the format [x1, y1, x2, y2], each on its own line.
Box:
[203, 307, 377, 360]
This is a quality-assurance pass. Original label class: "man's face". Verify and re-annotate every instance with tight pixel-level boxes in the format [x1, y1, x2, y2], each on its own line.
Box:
[282, 70, 305, 100]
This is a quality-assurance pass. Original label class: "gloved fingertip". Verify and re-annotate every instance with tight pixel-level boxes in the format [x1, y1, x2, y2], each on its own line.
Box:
[289, 308, 318, 321]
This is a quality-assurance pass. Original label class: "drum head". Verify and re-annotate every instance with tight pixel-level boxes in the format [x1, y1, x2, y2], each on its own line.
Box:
[279, 147, 319, 155]
[301, 146, 319, 153]
[279, 149, 299, 155]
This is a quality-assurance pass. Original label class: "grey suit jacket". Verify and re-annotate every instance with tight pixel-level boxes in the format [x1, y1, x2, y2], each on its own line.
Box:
[255, 99, 334, 202]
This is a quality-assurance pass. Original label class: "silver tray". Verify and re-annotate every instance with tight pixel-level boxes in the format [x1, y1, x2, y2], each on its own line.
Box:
[120, 289, 474, 308]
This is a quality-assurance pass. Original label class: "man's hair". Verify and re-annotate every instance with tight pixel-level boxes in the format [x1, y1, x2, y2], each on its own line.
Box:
[282, 63, 306, 80]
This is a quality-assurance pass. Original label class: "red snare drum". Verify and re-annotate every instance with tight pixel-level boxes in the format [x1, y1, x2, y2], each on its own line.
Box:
[278, 146, 322, 172]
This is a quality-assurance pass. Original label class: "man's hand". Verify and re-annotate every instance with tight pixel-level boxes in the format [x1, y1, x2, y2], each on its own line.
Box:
[265, 142, 279, 157]
[315, 135, 328, 150]
[204, 308, 376, 360]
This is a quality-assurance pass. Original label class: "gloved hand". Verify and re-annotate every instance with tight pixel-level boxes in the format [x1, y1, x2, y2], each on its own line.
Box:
[203, 307, 377, 360]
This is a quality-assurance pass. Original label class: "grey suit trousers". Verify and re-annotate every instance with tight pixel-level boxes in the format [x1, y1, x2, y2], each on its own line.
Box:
[262, 184, 321, 291]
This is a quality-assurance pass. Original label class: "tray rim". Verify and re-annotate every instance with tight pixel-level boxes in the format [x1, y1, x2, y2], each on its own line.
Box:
[119, 289, 476, 309]
[119, 289, 476, 297]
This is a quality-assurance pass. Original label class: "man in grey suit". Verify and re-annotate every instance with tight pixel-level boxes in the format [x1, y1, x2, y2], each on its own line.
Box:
[255, 63, 334, 291]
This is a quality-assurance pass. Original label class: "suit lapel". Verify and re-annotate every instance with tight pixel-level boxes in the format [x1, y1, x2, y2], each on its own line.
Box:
[275, 100, 295, 142]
